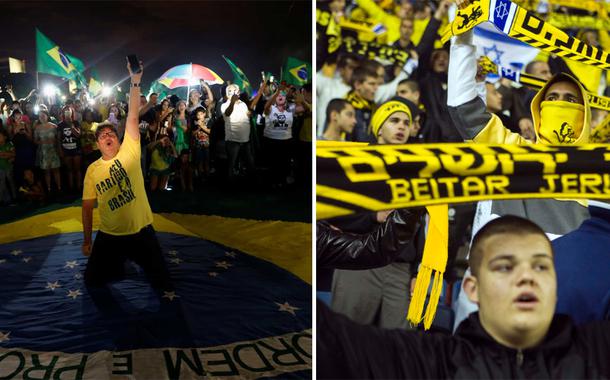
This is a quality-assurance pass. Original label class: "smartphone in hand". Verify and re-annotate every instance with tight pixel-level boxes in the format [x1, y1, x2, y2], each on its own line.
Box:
[127, 55, 142, 73]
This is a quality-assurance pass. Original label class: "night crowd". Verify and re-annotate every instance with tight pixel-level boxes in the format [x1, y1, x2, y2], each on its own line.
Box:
[0, 77, 312, 206]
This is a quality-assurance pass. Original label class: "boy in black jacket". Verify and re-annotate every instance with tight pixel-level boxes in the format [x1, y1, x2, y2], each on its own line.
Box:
[318, 215, 610, 378]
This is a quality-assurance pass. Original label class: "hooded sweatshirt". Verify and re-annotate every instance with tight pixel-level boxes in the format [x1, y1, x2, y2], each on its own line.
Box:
[446, 29, 591, 329]
[461, 72, 592, 145]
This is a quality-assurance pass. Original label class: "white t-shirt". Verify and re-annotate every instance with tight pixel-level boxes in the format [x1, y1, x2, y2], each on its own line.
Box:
[264, 104, 294, 140]
[220, 100, 250, 143]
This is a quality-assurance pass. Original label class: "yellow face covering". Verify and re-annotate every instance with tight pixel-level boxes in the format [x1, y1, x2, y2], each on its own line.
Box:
[538, 101, 584, 144]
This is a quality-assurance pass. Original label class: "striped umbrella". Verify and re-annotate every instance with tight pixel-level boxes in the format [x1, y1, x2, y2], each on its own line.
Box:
[157, 63, 224, 89]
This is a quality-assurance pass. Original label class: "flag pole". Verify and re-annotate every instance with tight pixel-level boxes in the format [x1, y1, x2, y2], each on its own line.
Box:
[36, 71, 39, 90]
[186, 62, 192, 103]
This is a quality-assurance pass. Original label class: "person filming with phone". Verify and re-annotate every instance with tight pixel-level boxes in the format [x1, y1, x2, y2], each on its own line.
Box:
[81, 57, 174, 297]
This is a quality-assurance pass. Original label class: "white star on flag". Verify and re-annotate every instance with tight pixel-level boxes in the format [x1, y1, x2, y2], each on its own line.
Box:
[0, 331, 10, 343]
[66, 241, 73, 245]
[275, 302, 300, 316]
[483, 45, 504, 65]
[0, 259, 6, 264]
[169, 257, 183, 264]
[74, 273, 82, 279]
[65, 261, 78, 269]
[46, 281, 61, 291]
[495, 2, 509, 20]
[208, 272, 219, 277]
[168, 250, 179, 256]
[67, 289, 82, 299]
[215, 261, 232, 269]
[225, 251, 237, 258]
[10, 250, 22, 256]
[163, 291, 179, 301]
[22, 257, 31, 263]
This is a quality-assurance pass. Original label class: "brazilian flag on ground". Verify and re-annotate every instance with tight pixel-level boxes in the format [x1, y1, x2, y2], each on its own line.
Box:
[222, 55, 252, 97]
[36, 28, 85, 82]
[281, 57, 311, 87]
[0, 185, 312, 378]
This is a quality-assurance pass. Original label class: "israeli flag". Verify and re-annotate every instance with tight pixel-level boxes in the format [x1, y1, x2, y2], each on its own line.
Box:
[474, 23, 540, 75]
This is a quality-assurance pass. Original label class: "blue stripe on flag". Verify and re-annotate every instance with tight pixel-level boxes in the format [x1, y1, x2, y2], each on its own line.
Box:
[474, 25, 530, 48]
[491, 0, 513, 32]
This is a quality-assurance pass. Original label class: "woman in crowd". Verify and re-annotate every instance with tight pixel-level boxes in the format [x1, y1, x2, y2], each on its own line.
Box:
[6, 109, 31, 138]
[58, 106, 82, 192]
[173, 100, 193, 191]
[0, 101, 10, 126]
[263, 86, 301, 187]
[105, 103, 125, 141]
[187, 81, 214, 114]
[154, 98, 174, 141]
[148, 134, 177, 191]
[34, 110, 61, 194]
[80, 108, 100, 168]
[0, 129, 16, 205]
[191, 106, 211, 181]
[9, 109, 36, 189]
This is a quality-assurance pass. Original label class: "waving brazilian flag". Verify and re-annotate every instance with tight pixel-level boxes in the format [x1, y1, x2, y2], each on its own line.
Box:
[222, 55, 252, 97]
[36, 28, 85, 81]
[281, 57, 311, 87]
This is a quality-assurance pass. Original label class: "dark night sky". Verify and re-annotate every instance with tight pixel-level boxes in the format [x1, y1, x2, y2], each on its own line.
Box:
[0, 0, 312, 94]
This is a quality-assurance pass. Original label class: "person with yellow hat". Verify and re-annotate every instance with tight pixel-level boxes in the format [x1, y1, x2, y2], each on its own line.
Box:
[330, 98, 427, 330]
[370, 99, 413, 145]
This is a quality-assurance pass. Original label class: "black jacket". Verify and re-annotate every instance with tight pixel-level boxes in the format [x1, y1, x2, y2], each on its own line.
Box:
[318, 304, 610, 379]
[317, 208, 424, 270]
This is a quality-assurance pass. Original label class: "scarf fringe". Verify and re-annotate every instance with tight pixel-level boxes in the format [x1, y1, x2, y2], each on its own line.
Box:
[407, 265, 444, 330]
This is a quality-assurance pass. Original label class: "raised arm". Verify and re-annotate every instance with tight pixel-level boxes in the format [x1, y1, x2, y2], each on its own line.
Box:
[445, 0, 527, 144]
[264, 87, 280, 116]
[126, 59, 144, 141]
[139, 98, 154, 117]
[201, 80, 214, 107]
[249, 82, 267, 111]
[295, 89, 310, 115]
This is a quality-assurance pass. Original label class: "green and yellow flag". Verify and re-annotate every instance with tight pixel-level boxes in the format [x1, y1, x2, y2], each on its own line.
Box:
[36, 28, 84, 80]
[88, 77, 103, 97]
[282, 57, 311, 86]
[222, 56, 252, 96]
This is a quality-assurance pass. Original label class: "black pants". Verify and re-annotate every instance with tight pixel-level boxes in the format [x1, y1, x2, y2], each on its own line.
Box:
[84, 225, 173, 291]
[263, 137, 293, 185]
[226, 140, 256, 178]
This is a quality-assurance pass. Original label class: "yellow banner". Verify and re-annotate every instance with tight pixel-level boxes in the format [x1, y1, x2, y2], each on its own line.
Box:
[317, 142, 610, 220]
[442, 0, 610, 70]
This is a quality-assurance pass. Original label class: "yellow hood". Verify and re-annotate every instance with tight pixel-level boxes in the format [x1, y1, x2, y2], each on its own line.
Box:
[531, 73, 591, 145]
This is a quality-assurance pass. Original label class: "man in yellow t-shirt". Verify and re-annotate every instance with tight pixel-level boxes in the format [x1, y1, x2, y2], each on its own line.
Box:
[81, 61, 172, 294]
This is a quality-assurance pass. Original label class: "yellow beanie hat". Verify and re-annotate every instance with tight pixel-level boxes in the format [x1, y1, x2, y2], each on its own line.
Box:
[370, 101, 412, 137]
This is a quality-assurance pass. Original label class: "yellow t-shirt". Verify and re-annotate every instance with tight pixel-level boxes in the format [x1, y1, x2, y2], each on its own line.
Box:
[83, 132, 153, 235]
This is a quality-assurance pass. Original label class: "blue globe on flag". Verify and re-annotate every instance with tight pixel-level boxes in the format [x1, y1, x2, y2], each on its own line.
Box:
[297, 67, 308, 80]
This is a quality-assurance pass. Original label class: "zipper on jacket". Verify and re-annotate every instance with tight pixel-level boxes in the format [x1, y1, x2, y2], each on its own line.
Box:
[516, 349, 524, 367]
